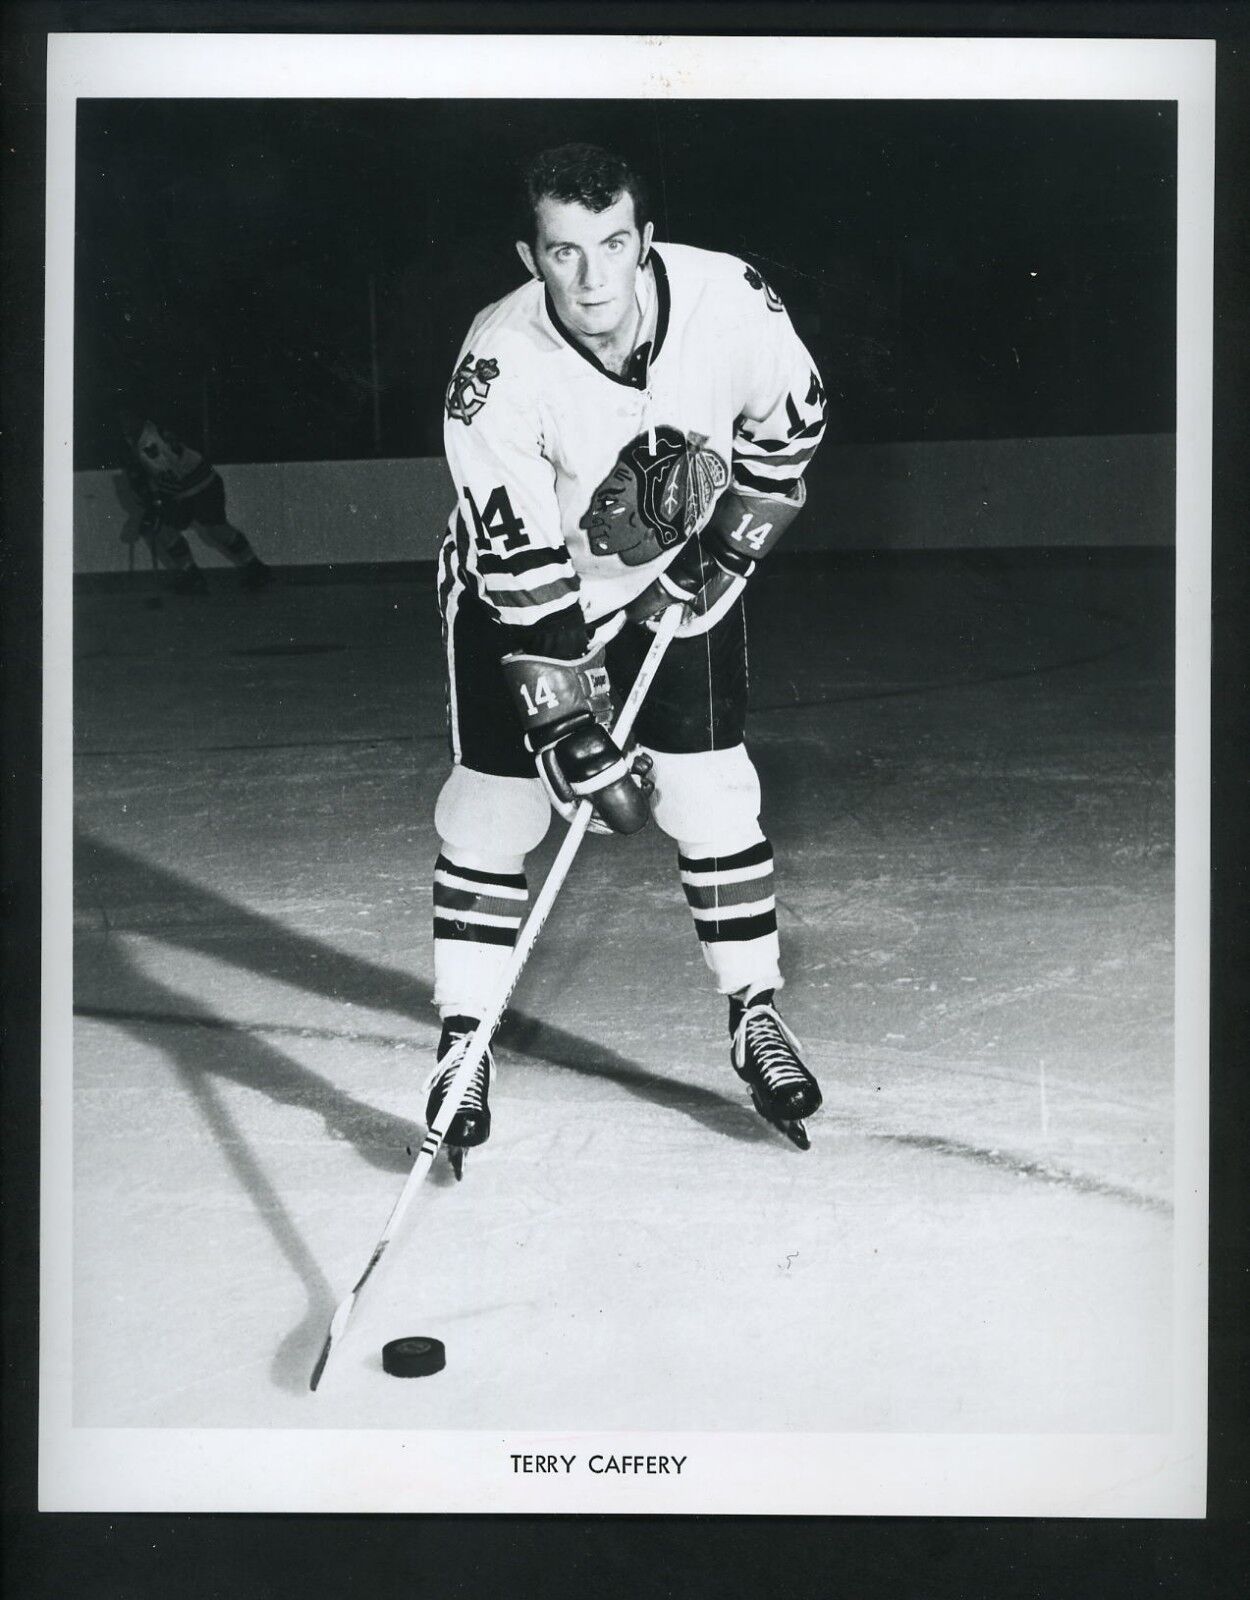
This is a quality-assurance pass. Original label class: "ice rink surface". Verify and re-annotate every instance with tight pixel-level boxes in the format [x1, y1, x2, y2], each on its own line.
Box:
[69, 552, 1175, 1434]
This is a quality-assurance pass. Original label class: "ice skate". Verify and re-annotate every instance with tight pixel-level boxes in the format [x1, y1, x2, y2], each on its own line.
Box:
[730, 989, 821, 1149]
[239, 555, 274, 590]
[423, 1016, 493, 1180]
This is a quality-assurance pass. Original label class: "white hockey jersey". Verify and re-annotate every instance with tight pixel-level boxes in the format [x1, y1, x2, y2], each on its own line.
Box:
[125, 420, 217, 501]
[441, 242, 827, 631]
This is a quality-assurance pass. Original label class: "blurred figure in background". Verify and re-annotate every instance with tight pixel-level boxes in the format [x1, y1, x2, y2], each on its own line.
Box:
[118, 408, 274, 595]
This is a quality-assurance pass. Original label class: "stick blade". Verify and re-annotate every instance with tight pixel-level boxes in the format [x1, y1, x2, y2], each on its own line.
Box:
[309, 1289, 357, 1390]
[309, 1331, 334, 1392]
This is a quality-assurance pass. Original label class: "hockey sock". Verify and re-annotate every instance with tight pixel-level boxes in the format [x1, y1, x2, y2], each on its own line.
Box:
[432, 851, 529, 1018]
[728, 987, 776, 1036]
[161, 533, 196, 572]
[677, 837, 782, 996]
[217, 528, 255, 564]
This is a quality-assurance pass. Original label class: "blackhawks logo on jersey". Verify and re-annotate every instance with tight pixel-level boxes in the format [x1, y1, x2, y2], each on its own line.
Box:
[445, 353, 500, 425]
[743, 264, 785, 313]
[579, 426, 729, 567]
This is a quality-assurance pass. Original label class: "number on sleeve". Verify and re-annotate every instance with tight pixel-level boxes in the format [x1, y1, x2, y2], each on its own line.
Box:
[464, 484, 528, 554]
[784, 372, 826, 440]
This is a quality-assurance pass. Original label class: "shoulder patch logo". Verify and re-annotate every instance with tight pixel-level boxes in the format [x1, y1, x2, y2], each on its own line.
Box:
[743, 264, 785, 313]
[445, 353, 500, 425]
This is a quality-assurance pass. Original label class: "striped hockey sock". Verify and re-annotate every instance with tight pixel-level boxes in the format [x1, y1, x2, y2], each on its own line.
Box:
[217, 529, 255, 564]
[432, 852, 528, 1017]
[677, 837, 782, 996]
[161, 533, 196, 571]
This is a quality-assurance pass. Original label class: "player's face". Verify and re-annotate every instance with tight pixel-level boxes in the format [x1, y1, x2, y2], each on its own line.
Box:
[517, 191, 653, 346]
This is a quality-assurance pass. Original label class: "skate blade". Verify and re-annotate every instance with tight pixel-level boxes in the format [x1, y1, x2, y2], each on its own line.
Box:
[749, 1089, 812, 1151]
[448, 1145, 467, 1181]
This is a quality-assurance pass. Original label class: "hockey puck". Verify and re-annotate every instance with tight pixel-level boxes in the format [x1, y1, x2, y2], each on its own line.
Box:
[382, 1335, 446, 1378]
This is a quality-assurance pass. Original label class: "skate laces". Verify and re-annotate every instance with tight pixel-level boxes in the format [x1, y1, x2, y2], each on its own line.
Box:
[422, 1033, 493, 1111]
[733, 1001, 808, 1090]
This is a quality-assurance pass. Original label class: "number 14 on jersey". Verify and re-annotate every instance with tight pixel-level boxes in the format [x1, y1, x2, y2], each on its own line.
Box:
[463, 484, 528, 554]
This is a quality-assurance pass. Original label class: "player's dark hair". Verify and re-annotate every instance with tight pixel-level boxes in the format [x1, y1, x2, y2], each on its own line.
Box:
[518, 143, 651, 246]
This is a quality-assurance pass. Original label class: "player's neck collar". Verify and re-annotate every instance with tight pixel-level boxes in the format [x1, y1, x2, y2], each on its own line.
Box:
[544, 248, 671, 388]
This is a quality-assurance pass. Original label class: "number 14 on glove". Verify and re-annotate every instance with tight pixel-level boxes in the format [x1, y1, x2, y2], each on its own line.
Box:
[627, 481, 806, 638]
[502, 646, 653, 834]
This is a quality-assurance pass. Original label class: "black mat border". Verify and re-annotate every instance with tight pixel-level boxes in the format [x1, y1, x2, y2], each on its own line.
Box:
[3, 3, 1246, 1595]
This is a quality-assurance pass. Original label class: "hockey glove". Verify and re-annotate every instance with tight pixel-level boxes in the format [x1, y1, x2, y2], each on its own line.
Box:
[625, 481, 807, 638]
[502, 646, 653, 834]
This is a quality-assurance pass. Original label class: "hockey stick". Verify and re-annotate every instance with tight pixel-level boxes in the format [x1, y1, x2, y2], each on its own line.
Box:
[310, 602, 686, 1389]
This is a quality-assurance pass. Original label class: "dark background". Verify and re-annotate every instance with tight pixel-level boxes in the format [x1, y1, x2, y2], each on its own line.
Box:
[74, 97, 1177, 468]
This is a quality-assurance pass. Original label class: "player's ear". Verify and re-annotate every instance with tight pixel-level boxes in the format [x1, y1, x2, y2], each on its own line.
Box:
[516, 240, 539, 279]
[639, 221, 654, 265]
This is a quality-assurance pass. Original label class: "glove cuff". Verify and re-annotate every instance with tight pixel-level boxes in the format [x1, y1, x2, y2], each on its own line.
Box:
[502, 646, 613, 745]
[705, 480, 806, 568]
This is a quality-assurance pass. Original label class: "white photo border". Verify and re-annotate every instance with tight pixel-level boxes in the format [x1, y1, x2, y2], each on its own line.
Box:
[41, 31, 1213, 1516]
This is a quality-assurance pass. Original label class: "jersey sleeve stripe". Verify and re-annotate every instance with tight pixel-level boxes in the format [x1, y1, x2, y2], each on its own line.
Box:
[476, 546, 576, 577]
[489, 586, 582, 624]
[490, 576, 580, 608]
[738, 418, 825, 448]
[159, 462, 217, 498]
[733, 463, 802, 494]
[483, 561, 579, 594]
[734, 441, 822, 467]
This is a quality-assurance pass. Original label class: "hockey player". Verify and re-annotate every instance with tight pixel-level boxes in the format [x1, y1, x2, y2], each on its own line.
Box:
[119, 410, 273, 594]
[428, 143, 828, 1170]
